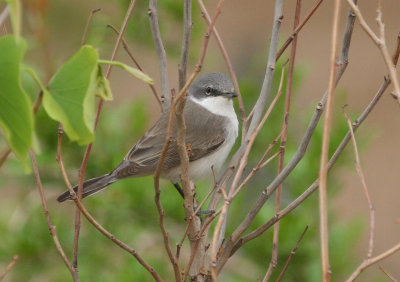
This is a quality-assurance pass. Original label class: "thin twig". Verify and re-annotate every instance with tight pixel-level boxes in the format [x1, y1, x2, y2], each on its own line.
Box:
[80, 8, 101, 46]
[218, 1, 357, 268]
[182, 209, 222, 282]
[346, 242, 400, 282]
[55, 133, 162, 281]
[378, 265, 398, 282]
[197, 0, 246, 128]
[318, 0, 341, 280]
[276, 226, 309, 282]
[0, 5, 9, 27]
[149, 0, 170, 107]
[73, 7, 103, 271]
[264, 1, 302, 280]
[67, 0, 138, 276]
[343, 109, 375, 258]
[345, 0, 400, 102]
[107, 24, 162, 109]
[0, 255, 18, 281]
[232, 22, 400, 254]
[178, 0, 192, 90]
[275, 0, 324, 60]
[30, 150, 79, 281]
[234, 75, 389, 254]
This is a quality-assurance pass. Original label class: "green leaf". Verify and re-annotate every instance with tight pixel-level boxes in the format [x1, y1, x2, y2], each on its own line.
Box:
[96, 66, 113, 101]
[98, 60, 153, 84]
[45, 45, 101, 145]
[5, 0, 21, 39]
[0, 36, 33, 166]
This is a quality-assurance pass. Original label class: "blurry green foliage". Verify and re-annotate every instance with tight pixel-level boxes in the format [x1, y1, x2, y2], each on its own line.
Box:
[0, 0, 364, 281]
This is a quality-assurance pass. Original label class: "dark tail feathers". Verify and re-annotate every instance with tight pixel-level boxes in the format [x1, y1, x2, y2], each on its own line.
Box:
[57, 174, 116, 202]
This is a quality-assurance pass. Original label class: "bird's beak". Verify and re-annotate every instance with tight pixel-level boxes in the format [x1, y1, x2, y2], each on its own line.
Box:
[223, 92, 238, 98]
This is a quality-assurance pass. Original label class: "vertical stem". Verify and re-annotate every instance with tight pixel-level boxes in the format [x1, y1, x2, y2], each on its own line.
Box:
[319, 0, 341, 280]
[178, 0, 192, 90]
[264, 1, 302, 280]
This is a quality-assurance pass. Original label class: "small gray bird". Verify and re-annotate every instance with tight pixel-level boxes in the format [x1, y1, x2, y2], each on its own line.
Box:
[57, 72, 238, 202]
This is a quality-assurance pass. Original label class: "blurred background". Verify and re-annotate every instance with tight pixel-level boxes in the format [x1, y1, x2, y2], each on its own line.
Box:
[0, 0, 399, 281]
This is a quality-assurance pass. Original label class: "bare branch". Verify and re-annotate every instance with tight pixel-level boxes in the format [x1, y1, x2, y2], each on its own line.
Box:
[276, 226, 309, 282]
[233, 71, 391, 257]
[197, 0, 246, 128]
[80, 8, 101, 46]
[55, 134, 162, 281]
[318, 0, 341, 280]
[276, 0, 323, 60]
[346, 242, 400, 282]
[0, 5, 9, 27]
[343, 109, 375, 258]
[149, 0, 170, 107]
[107, 24, 162, 109]
[218, 2, 357, 266]
[378, 265, 398, 282]
[265, 1, 302, 279]
[178, 0, 192, 90]
[0, 255, 18, 281]
[73, 8, 101, 270]
[345, 0, 400, 102]
[30, 149, 79, 281]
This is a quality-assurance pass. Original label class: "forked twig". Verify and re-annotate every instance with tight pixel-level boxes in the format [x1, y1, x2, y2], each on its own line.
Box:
[345, 0, 400, 102]
[346, 243, 400, 281]
[107, 24, 162, 109]
[232, 21, 400, 257]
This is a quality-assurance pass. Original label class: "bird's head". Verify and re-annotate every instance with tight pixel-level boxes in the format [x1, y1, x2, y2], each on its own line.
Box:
[188, 72, 237, 101]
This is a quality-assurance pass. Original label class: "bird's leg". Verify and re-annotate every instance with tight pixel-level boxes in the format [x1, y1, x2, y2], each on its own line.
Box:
[172, 182, 215, 217]
[173, 182, 185, 199]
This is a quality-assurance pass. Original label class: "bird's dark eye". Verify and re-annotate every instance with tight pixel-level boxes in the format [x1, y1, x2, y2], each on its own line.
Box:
[205, 87, 212, 95]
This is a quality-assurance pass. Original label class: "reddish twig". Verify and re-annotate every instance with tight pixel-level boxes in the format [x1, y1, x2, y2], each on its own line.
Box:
[197, 0, 246, 129]
[0, 255, 18, 281]
[80, 8, 101, 46]
[55, 132, 162, 281]
[276, 226, 309, 282]
[106, 24, 162, 109]
[30, 150, 79, 281]
[378, 265, 398, 282]
[318, 1, 341, 280]
[73, 7, 103, 271]
[275, 0, 324, 60]
[265, 2, 302, 280]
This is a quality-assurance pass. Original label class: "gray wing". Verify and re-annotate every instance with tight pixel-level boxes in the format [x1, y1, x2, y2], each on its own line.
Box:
[113, 100, 228, 179]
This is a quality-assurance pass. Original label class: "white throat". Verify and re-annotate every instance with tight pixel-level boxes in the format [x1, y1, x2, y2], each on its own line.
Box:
[190, 96, 237, 121]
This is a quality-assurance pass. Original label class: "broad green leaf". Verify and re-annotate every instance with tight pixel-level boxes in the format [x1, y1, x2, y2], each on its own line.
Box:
[45, 45, 100, 145]
[5, 0, 21, 40]
[98, 60, 153, 84]
[0, 36, 33, 166]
